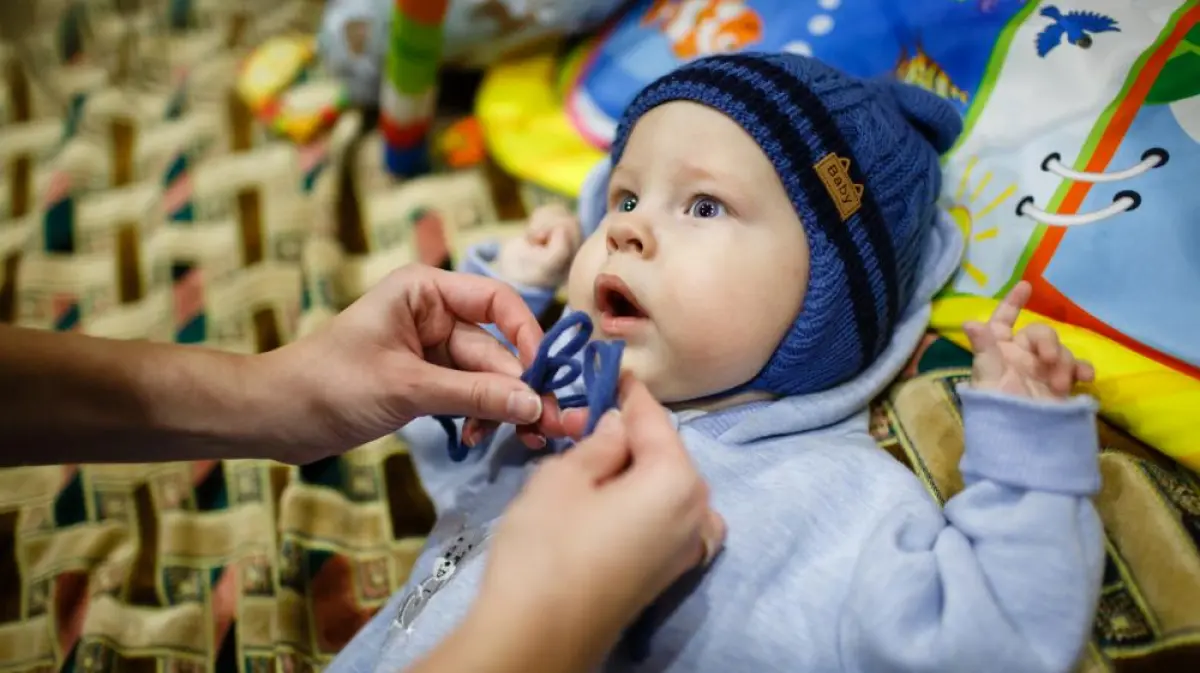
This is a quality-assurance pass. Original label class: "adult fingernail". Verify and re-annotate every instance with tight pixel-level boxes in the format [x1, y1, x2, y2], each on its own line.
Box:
[562, 408, 585, 426]
[698, 511, 727, 567]
[529, 433, 547, 449]
[594, 409, 621, 434]
[507, 390, 543, 424]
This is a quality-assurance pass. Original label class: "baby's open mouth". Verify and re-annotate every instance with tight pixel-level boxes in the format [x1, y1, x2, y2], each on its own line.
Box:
[594, 274, 649, 322]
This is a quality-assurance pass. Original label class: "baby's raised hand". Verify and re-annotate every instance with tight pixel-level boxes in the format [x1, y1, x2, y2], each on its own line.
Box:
[495, 204, 582, 289]
[964, 281, 1095, 400]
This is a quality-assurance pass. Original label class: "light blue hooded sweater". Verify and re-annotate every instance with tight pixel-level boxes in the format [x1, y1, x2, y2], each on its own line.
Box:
[325, 162, 1104, 673]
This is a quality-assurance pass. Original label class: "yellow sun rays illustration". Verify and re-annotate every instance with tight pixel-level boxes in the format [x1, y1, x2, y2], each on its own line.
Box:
[948, 156, 1017, 287]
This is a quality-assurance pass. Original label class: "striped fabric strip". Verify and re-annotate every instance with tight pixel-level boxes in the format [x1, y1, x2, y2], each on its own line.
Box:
[387, 8, 445, 96]
[380, 0, 448, 175]
[398, 0, 449, 25]
[381, 85, 436, 127]
[380, 116, 432, 149]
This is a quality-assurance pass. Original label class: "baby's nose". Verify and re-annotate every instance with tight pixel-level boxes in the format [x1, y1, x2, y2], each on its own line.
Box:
[606, 217, 656, 257]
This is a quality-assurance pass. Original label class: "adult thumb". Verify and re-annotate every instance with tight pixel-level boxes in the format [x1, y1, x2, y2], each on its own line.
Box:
[566, 411, 631, 482]
[416, 363, 545, 425]
[618, 374, 686, 464]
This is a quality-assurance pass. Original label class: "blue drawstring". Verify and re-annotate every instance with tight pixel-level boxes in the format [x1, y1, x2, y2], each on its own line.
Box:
[434, 311, 625, 462]
[432, 310, 675, 663]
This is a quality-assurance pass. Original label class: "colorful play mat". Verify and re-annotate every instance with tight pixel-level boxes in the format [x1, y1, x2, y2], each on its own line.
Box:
[477, 0, 1200, 470]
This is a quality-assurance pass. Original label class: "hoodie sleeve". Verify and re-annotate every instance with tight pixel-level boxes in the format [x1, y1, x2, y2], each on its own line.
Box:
[459, 240, 560, 353]
[837, 388, 1104, 673]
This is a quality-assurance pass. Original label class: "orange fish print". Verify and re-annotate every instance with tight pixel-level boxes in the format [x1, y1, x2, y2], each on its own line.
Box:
[895, 44, 969, 105]
[641, 0, 763, 60]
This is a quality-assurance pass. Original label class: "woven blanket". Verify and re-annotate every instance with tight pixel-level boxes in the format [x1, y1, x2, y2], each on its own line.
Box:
[2, 5, 1199, 672]
[3, 341, 1199, 673]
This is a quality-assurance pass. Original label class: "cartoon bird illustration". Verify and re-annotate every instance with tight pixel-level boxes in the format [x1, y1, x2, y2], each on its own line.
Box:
[1036, 5, 1120, 57]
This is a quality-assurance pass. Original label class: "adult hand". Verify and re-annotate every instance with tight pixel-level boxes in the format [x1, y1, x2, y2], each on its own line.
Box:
[261, 264, 584, 463]
[469, 375, 726, 666]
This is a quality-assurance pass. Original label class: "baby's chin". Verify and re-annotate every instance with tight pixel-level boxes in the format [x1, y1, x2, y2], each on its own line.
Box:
[611, 345, 671, 399]
[614, 343, 777, 410]
[614, 345, 706, 404]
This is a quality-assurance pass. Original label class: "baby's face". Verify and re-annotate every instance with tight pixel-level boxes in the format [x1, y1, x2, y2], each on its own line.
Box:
[566, 101, 810, 404]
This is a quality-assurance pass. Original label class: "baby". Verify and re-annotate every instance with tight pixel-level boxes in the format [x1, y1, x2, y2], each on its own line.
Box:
[330, 53, 1104, 673]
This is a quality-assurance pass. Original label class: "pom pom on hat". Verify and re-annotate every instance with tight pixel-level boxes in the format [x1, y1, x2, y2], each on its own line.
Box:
[605, 52, 962, 396]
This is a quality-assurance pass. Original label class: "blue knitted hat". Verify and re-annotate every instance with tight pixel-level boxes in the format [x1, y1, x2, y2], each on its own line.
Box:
[606, 52, 962, 396]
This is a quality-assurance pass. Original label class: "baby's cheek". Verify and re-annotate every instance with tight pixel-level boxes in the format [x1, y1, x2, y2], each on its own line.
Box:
[565, 237, 606, 308]
[657, 313, 772, 397]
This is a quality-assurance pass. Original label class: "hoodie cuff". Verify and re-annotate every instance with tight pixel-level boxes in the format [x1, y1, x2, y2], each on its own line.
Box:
[957, 386, 1101, 496]
[462, 241, 558, 319]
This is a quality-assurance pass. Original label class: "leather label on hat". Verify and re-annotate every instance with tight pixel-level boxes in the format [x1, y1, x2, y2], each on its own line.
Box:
[814, 153, 863, 221]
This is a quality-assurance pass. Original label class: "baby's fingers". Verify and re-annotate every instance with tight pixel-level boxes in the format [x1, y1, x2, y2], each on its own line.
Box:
[545, 225, 572, 256]
[463, 418, 498, 448]
[525, 228, 550, 245]
[529, 203, 573, 225]
[1075, 359, 1096, 384]
[1021, 324, 1061, 364]
[530, 395, 586, 441]
[988, 281, 1032, 337]
[1047, 346, 1077, 397]
[964, 321, 1005, 383]
[515, 424, 547, 449]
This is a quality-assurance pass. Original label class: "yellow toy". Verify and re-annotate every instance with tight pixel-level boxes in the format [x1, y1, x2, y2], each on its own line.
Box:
[475, 48, 604, 198]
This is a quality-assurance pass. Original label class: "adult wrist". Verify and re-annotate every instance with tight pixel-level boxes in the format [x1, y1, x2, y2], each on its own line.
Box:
[469, 577, 628, 671]
[454, 592, 621, 673]
[238, 343, 336, 462]
[133, 343, 278, 457]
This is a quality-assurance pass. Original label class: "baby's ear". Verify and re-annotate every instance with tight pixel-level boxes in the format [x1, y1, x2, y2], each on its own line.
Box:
[883, 80, 964, 155]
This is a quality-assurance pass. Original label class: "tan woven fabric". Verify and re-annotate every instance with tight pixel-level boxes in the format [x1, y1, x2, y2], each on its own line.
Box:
[1, 11, 1198, 673]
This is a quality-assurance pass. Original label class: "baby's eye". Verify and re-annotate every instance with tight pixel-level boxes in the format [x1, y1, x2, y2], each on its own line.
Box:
[687, 196, 726, 219]
[617, 193, 638, 212]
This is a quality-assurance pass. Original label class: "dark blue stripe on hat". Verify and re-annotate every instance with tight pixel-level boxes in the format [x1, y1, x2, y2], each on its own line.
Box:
[722, 54, 899, 355]
[635, 64, 878, 366]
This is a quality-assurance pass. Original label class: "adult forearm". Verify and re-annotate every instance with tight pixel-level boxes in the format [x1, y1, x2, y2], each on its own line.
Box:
[0, 325, 304, 466]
